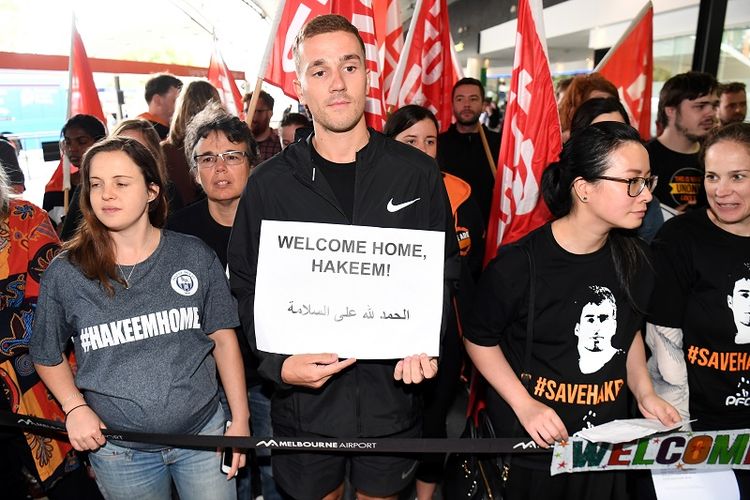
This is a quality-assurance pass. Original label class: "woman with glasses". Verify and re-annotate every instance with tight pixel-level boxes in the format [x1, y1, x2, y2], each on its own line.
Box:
[464, 122, 678, 499]
[30, 137, 249, 500]
[645, 122, 750, 498]
[570, 97, 664, 242]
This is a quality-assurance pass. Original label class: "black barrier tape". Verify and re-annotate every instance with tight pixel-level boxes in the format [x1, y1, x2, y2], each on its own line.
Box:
[1, 411, 549, 454]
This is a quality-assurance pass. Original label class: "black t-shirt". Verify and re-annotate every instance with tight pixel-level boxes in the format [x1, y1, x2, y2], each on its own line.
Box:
[649, 209, 750, 431]
[465, 224, 652, 469]
[646, 139, 701, 209]
[167, 199, 262, 386]
[437, 124, 501, 225]
[151, 122, 169, 141]
[167, 199, 231, 269]
[312, 146, 356, 222]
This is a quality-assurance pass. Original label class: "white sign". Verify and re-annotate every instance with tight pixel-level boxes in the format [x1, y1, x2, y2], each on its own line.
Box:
[253, 220, 445, 359]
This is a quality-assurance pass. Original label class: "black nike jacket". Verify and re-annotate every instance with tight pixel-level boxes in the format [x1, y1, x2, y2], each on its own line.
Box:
[228, 130, 460, 437]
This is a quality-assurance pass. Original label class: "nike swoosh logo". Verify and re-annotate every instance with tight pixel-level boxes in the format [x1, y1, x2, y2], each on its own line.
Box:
[401, 460, 418, 480]
[387, 197, 421, 213]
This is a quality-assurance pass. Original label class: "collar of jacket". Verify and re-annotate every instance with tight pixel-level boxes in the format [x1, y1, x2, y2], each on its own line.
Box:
[284, 127, 385, 183]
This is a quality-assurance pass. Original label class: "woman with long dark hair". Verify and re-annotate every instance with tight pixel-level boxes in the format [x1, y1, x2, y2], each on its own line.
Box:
[464, 122, 679, 498]
[30, 137, 249, 500]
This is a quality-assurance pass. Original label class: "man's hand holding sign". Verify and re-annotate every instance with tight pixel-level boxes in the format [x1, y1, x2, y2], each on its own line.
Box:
[255, 221, 445, 387]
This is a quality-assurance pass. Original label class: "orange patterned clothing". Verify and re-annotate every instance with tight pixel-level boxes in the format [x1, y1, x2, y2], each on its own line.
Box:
[0, 199, 75, 488]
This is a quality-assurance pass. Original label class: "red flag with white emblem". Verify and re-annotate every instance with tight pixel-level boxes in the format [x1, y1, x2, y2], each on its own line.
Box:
[46, 19, 105, 193]
[374, 0, 403, 110]
[484, 0, 561, 262]
[595, 2, 653, 140]
[264, 0, 332, 99]
[263, 0, 385, 130]
[333, 0, 386, 130]
[386, 0, 462, 131]
[208, 43, 245, 119]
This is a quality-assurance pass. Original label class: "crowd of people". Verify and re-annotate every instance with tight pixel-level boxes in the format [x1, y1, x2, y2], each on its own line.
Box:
[0, 12, 747, 500]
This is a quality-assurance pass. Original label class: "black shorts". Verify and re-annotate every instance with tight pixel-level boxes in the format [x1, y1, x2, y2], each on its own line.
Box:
[271, 424, 420, 500]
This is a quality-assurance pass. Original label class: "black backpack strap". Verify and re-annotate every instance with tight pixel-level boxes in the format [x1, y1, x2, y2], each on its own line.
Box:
[518, 240, 535, 390]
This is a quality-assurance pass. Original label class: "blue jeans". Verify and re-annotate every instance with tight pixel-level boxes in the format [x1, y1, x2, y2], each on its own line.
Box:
[221, 384, 283, 500]
[89, 404, 236, 500]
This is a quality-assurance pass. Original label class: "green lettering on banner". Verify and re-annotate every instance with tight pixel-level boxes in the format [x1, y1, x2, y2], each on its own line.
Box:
[633, 439, 654, 465]
[708, 434, 749, 465]
[573, 441, 609, 468]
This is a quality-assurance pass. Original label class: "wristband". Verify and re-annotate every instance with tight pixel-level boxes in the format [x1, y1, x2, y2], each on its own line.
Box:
[64, 403, 89, 420]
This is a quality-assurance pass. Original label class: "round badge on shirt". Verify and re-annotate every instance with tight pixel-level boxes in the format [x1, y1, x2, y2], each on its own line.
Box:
[171, 270, 199, 296]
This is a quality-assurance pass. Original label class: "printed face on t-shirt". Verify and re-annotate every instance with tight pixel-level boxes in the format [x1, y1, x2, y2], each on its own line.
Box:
[574, 287, 620, 374]
[728, 277, 750, 344]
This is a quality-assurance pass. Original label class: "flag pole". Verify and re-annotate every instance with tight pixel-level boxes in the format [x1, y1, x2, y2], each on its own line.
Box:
[385, 0, 423, 108]
[477, 125, 497, 179]
[594, 1, 652, 72]
[63, 12, 75, 215]
[246, 0, 287, 120]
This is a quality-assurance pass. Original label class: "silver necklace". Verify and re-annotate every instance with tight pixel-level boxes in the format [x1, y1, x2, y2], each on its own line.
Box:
[117, 231, 151, 290]
[117, 261, 138, 289]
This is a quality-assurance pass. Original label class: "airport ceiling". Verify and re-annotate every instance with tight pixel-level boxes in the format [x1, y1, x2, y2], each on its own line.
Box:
[0, 0, 501, 80]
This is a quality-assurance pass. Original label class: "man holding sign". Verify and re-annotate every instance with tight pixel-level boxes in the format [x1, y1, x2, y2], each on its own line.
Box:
[228, 14, 458, 500]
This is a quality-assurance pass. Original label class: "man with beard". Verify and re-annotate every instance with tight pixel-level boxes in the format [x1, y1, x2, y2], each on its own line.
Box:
[437, 77, 500, 224]
[717, 82, 747, 127]
[243, 90, 282, 163]
[648, 72, 718, 217]
[228, 14, 458, 500]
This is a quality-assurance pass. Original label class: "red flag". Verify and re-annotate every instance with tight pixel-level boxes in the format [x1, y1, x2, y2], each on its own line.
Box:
[333, 0, 385, 129]
[386, 0, 462, 131]
[46, 20, 105, 193]
[208, 44, 244, 119]
[263, 0, 385, 129]
[484, 0, 562, 261]
[595, 2, 653, 140]
[264, 0, 331, 99]
[374, 0, 403, 108]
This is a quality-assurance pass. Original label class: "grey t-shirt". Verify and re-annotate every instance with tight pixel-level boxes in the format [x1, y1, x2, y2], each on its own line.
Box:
[30, 230, 239, 438]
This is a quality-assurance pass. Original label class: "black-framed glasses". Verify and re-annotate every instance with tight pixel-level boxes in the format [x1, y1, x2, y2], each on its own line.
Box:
[193, 151, 248, 169]
[593, 175, 658, 197]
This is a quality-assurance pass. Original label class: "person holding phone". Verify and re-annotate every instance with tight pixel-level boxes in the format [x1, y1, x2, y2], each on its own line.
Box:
[30, 137, 249, 500]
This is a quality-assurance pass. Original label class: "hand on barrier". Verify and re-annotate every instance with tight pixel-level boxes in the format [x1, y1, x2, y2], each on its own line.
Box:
[223, 419, 250, 478]
[66, 405, 107, 451]
[515, 397, 568, 449]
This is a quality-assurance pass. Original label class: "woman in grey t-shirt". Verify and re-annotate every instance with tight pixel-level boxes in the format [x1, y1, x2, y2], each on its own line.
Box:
[30, 137, 249, 500]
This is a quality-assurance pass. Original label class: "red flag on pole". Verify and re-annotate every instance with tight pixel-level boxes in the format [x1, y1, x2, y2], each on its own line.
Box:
[263, 0, 386, 130]
[374, 0, 403, 109]
[264, 0, 331, 99]
[386, 0, 462, 131]
[333, 0, 385, 129]
[595, 2, 653, 140]
[46, 19, 105, 193]
[484, 0, 562, 262]
[208, 43, 245, 119]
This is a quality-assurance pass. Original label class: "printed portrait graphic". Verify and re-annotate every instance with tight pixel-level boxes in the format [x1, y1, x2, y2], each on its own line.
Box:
[727, 262, 750, 345]
[574, 285, 622, 374]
